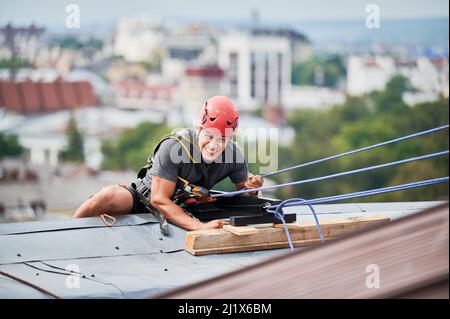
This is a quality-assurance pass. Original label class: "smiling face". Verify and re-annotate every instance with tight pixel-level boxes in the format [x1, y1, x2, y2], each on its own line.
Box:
[197, 128, 231, 162]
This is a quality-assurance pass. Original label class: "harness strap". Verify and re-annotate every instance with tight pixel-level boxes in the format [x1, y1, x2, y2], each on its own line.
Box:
[149, 129, 211, 187]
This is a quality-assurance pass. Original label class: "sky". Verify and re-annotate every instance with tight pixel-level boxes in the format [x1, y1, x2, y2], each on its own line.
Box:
[0, 0, 449, 30]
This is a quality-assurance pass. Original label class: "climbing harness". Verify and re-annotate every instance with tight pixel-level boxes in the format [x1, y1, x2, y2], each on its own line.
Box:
[173, 176, 217, 207]
[134, 129, 216, 234]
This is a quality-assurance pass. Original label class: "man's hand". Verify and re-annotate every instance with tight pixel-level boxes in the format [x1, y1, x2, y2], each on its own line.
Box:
[197, 219, 226, 230]
[244, 173, 264, 195]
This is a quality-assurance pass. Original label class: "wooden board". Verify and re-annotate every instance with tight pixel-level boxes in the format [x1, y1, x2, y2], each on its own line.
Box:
[185, 215, 390, 256]
[223, 225, 259, 236]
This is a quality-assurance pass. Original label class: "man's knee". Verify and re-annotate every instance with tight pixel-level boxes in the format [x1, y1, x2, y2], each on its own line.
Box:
[96, 185, 118, 202]
[94, 185, 129, 209]
[73, 185, 132, 218]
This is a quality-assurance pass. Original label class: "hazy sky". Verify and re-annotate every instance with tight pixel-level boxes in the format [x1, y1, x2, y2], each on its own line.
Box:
[1, 0, 449, 29]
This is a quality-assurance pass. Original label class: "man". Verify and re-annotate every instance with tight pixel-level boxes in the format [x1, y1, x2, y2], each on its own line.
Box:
[73, 96, 264, 231]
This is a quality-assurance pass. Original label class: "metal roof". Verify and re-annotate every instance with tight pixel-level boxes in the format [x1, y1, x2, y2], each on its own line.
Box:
[0, 201, 444, 299]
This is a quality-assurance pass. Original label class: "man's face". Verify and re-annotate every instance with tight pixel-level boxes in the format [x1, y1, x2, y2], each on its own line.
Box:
[197, 128, 231, 162]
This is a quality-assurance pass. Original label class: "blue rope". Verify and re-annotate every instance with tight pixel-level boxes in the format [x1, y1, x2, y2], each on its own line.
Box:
[212, 150, 449, 198]
[267, 176, 449, 210]
[266, 198, 325, 252]
[211, 125, 449, 251]
[261, 124, 449, 178]
[271, 204, 295, 251]
[266, 176, 448, 252]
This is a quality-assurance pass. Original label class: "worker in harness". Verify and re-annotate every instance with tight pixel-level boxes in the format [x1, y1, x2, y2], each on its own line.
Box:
[73, 96, 264, 233]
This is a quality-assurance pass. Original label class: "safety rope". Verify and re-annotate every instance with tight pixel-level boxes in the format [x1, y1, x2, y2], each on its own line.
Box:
[213, 124, 449, 252]
[267, 177, 449, 209]
[212, 150, 449, 198]
[265, 176, 449, 252]
[261, 124, 449, 178]
[266, 198, 324, 251]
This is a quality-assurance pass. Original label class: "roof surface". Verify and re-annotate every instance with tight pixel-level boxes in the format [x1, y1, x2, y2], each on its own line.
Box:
[0, 201, 444, 299]
[159, 202, 449, 299]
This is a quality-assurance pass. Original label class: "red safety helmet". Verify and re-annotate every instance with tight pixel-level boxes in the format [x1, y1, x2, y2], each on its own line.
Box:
[197, 96, 239, 137]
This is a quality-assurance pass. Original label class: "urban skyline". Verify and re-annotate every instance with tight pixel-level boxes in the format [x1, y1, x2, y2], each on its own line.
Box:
[1, 0, 449, 29]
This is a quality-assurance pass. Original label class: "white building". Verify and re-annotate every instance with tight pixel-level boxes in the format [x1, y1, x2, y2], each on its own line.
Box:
[178, 65, 225, 116]
[160, 23, 221, 84]
[0, 24, 46, 61]
[113, 80, 176, 112]
[114, 17, 164, 63]
[347, 55, 449, 101]
[218, 32, 291, 110]
[397, 57, 449, 97]
[346, 55, 396, 96]
[284, 86, 346, 110]
[164, 23, 215, 62]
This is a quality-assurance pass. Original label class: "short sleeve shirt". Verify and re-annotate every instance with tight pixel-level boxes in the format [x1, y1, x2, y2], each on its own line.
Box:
[141, 128, 249, 192]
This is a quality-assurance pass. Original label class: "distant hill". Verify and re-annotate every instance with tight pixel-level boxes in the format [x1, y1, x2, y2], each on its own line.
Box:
[294, 18, 449, 49]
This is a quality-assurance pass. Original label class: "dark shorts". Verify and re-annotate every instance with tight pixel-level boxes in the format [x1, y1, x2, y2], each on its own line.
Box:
[119, 183, 150, 214]
[120, 183, 199, 221]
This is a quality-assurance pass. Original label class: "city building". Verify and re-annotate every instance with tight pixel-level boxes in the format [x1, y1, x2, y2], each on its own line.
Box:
[113, 80, 176, 112]
[0, 107, 166, 169]
[218, 31, 292, 110]
[283, 85, 346, 110]
[114, 17, 164, 63]
[250, 28, 312, 64]
[397, 56, 449, 99]
[347, 54, 449, 102]
[0, 24, 46, 61]
[346, 55, 396, 96]
[178, 65, 225, 115]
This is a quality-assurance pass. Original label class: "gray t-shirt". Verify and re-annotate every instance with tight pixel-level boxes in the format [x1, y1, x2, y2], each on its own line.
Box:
[141, 128, 249, 193]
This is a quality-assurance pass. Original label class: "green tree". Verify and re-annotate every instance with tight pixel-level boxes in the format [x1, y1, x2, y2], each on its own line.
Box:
[101, 122, 170, 172]
[370, 75, 410, 114]
[0, 132, 23, 159]
[0, 57, 31, 69]
[272, 82, 448, 202]
[291, 54, 346, 88]
[60, 115, 84, 163]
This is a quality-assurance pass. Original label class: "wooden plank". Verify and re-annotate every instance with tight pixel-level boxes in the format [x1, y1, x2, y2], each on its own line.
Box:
[273, 215, 390, 237]
[223, 225, 259, 236]
[185, 237, 337, 256]
[274, 215, 389, 229]
[185, 215, 390, 256]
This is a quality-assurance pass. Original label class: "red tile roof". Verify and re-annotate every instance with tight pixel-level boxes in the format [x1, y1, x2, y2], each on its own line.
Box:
[0, 80, 97, 114]
[0, 81, 4, 108]
[73, 81, 96, 107]
[55, 80, 78, 109]
[0, 81, 22, 113]
[17, 80, 41, 114]
[185, 65, 224, 78]
[37, 82, 60, 112]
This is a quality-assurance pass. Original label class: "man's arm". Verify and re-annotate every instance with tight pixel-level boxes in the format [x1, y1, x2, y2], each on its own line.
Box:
[150, 175, 224, 231]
